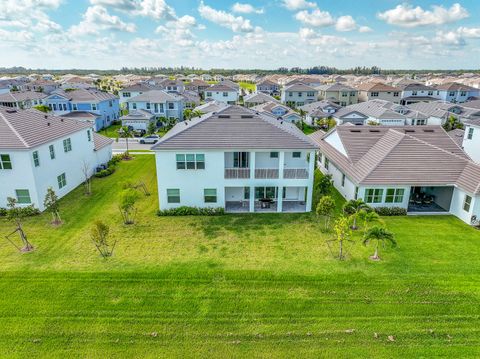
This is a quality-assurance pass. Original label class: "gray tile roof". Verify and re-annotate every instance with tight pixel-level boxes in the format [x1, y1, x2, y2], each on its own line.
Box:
[0, 91, 47, 102]
[284, 83, 317, 92]
[0, 106, 92, 150]
[408, 101, 480, 120]
[127, 90, 183, 103]
[436, 82, 478, 91]
[93, 132, 114, 151]
[52, 88, 118, 102]
[311, 125, 480, 194]
[244, 92, 279, 104]
[120, 83, 155, 92]
[447, 129, 465, 146]
[62, 111, 100, 119]
[152, 105, 317, 151]
[333, 100, 408, 120]
[207, 84, 238, 92]
[194, 100, 229, 114]
[316, 83, 357, 92]
[120, 109, 155, 121]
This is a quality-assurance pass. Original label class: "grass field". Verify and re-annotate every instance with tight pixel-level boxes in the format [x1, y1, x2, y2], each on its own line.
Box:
[1, 156, 480, 357]
[239, 82, 256, 93]
[98, 124, 121, 138]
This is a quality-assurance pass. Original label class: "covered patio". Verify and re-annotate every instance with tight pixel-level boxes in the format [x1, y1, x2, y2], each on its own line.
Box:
[408, 186, 453, 213]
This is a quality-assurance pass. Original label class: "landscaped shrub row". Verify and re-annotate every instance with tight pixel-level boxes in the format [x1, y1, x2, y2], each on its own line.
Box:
[95, 154, 123, 178]
[157, 206, 225, 216]
[374, 207, 407, 216]
[0, 205, 40, 217]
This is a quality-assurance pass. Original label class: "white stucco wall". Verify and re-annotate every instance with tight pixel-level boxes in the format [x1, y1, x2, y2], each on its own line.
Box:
[463, 124, 480, 163]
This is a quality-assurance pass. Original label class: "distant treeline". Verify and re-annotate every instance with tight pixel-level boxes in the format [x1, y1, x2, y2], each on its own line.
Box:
[1, 66, 479, 77]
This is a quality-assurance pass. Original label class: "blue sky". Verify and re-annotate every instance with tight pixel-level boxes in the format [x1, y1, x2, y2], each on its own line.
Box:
[1, 0, 480, 70]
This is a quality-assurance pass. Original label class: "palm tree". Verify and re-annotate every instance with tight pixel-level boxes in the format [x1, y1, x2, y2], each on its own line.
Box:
[358, 209, 381, 235]
[191, 110, 203, 119]
[183, 108, 193, 121]
[363, 226, 396, 261]
[118, 126, 134, 156]
[298, 109, 307, 130]
[343, 199, 370, 230]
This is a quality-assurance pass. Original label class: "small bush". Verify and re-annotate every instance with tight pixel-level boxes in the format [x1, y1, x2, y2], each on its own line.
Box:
[2, 205, 40, 217]
[95, 166, 115, 178]
[158, 206, 225, 216]
[374, 207, 407, 216]
[108, 154, 122, 166]
[0, 208, 7, 217]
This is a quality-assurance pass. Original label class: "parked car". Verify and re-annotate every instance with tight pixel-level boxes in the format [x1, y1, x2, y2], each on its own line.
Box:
[140, 135, 160, 144]
[133, 129, 146, 137]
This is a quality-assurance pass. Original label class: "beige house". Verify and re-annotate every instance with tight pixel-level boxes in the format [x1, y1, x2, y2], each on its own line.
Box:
[357, 82, 401, 104]
[316, 83, 358, 106]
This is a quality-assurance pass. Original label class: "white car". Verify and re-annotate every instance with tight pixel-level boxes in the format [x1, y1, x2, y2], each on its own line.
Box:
[139, 135, 160, 144]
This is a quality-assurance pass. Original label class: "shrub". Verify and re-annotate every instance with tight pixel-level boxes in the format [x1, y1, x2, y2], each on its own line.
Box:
[374, 207, 407, 216]
[95, 166, 115, 178]
[108, 154, 122, 166]
[0, 208, 7, 217]
[2, 205, 40, 217]
[157, 206, 225, 216]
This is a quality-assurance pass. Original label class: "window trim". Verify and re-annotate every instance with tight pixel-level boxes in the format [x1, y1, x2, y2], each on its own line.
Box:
[57, 173, 67, 189]
[63, 138, 72, 153]
[15, 189, 31, 204]
[49, 145, 55, 159]
[167, 188, 180, 203]
[385, 188, 405, 203]
[204, 188, 217, 203]
[364, 188, 384, 204]
[0, 154, 12, 170]
[33, 151, 40, 167]
[463, 194, 472, 212]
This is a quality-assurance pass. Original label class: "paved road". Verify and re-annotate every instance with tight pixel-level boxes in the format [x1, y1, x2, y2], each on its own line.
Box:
[112, 138, 155, 152]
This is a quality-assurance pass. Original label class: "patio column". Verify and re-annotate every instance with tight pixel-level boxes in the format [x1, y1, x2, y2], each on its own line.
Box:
[306, 150, 315, 212]
[277, 186, 283, 213]
[249, 151, 255, 180]
[249, 186, 255, 213]
[279, 151, 285, 179]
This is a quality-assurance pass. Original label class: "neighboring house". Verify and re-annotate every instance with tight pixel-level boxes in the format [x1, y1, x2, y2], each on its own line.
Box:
[0, 91, 46, 109]
[251, 101, 302, 123]
[152, 106, 318, 213]
[0, 80, 10, 95]
[462, 120, 480, 163]
[120, 109, 156, 131]
[44, 88, 120, 130]
[448, 128, 466, 147]
[118, 83, 155, 105]
[436, 82, 480, 103]
[200, 74, 213, 81]
[357, 82, 401, 104]
[62, 111, 104, 132]
[255, 79, 280, 96]
[184, 79, 209, 93]
[408, 100, 480, 125]
[157, 79, 185, 93]
[204, 84, 238, 104]
[25, 80, 60, 94]
[179, 91, 201, 109]
[219, 79, 241, 94]
[331, 99, 433, 126]
[0, 107, 113, 211]
[317, 83, 358, 106]
[281, 83, 318, 107]
[126, 90, 184, 120]
[398, 82, 440, 105]
[298, 100, 341, 125]
[311, 125, 480, 225]
[193, 100, 229, 115]
[243, 92, 279, 108]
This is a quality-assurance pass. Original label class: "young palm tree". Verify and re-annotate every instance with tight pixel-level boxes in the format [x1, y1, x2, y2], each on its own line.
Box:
[183, 109, 193, 121]
[363, 226, 396, 261]
[358, 209, 381, 235]
[191, 110, 203, 119]
[118, 126, 134, 156]
[343, 199, 370, 230]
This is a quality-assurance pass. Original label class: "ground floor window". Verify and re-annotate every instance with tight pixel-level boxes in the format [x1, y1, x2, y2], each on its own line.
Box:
[463, 195, 472, 212]
[324, 157, 329, 170]
[244, 187, 250, 200]
[15, 189, 31, 204]
[255, 186, 277, 199]
[57, 173, 67, 189]
[167, 189, 180, 203]
[204, 189, 217, 203]
[341, 174, 346, 187]
[354, 187, 359, 200]
[364, 188, 383, 203]
[385, 188, 405, 203]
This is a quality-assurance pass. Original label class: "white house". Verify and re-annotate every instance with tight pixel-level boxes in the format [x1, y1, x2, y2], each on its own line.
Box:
[120, 109, 156, 131]
[298, 100, 341, 125]
[204, 84, 238, 104]
[281, 83, 318, 107]
[118, 83, 155, 105]
[462, 120, 480, 164]
[243, 92, 279, 108]
[126, 90, 185, 121]
[398, 83, 441, 105]
[0, 107, 113, 211]
[436, 82, 480, 103]
[250, 101, 301, 123]
[0, 91, 46, 109]
[310, 125, 480, 225]
[152, 106, 318, 213]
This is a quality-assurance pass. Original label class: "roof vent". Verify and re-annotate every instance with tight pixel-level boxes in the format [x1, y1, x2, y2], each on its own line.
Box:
[423, 129, 434, 132]
[218, 115, 230, 118]
[240, 115, 253, 118]
[44, 115, 48, 119]
[405, 129, 415, 133]
[184, 122, 188, 126]
[6, 109, 16, 113]
[60, 118, 64, 122]
[369, 129, 380, 132]
[47, 122, 50, 126]
[350, 129, 361, 133]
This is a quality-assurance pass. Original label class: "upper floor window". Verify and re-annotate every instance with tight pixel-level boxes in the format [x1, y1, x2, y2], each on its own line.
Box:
[341, 173, 346, 187]
[146, 103, 151, 110]
[223, 92, 228, 97]
[72, 104, 78, 110]
[123, 92, 131, 97]
[270, 152, 279, 158]
[132, 103, 137, 110]
[168, 103, 174, 110]
[449, 91, 455, 97]
[468, 127, 474, 140]
[342, 92, 348, 97]
[412, 91, 418, 96]
[57, 172, 67, 189]
[288, 92, 293, 97]
[63, 138, 72, 152]
[428, 91, 433, 96]
[92, 103, 97, 111]
[350, 92, 356, 96]
[371, 92, 379, 97]
[292, 152, 301, 158]
[298, 92, 303, 97]
[87, 130, 92, 142]
[49, 145, 55, 159]
[206, 92, 212, 97]
[176, 153, 205, 170]
[324, 157, 329, 170]
[307, 92, 315, 97]
[461, 91, 467, 96]
[109, 100, 113, 107]
[33, 151, 40, 167]
[0, 154, 12, 170]
[393, 92, 399, 97]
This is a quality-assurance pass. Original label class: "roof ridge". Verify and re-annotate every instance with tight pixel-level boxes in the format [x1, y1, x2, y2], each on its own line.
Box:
[0, 110, 29, 147]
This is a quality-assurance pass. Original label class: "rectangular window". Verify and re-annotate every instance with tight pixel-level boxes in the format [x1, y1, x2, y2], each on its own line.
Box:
[449, 91, 455, 97]
[307, 92, 315, 97]
[385, 188, 405, 203]
[73, 103, 77, 110]
[109, 100, 113, 107]
[196, 154, 205, 169]
[0, 154, 12, 169]
[412, 91, 418, 96]
[324, 157, 329, 170]
[146, 103, 151, 110]
[468, 127, 474, 140]
[364, 188, 384, 204]
[341, 173, 346, 187]
[167, 189, 180, 203]
[186, 154, 195, 169]
[233, 152, 249, 168]
[92, 103, 97, 111]
[206, 92, 212, 97]
[63, 138, 72, 152]
[168, 103, 174, 110]
[223, 92, 228, 97]
[270, 151, 279, 158]
[132, 103, 137, 110]
[176, 153, 204, 170]
[428, 91, 433, 96]
[204, 188, 217, 203]
[292, 152, 301, 158]
[15, 189, 31, 204]
[463, 195, 472, 212]
[87, 130, 91, 142]
[461, 91, 467, 96]
[244, 187, 250, 200]
[342, 92, 348, 97]
[371, 92, 379, 97]
[354, 187, 359, 200]
[393, 92, 399, 97]
[49, 145, 55, 159]
[176, 154, 186, 169]
[33, 151, 40, 167]
[57, 173, 67, 189]
[255, 186, 277, 199]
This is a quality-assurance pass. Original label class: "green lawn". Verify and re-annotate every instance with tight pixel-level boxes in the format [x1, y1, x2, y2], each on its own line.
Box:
[98, 124, 121, 138]
[239, 81, 256, 93]
[1, 156, 480, 357]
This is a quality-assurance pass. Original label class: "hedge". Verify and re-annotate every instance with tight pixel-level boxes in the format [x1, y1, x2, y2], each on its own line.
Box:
[158, 206, 225, 216]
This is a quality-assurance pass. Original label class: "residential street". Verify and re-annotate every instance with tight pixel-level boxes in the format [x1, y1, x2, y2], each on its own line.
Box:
[112, 138, 155, 152]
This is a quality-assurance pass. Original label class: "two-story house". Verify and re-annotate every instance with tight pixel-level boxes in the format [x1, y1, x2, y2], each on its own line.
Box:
[184, 79, 210, 94]
[251, 101, 302, 123]
[126, 90, 184, 121]
[317, 83, 358, 106]
[0, 91, 46, 109]
[462, 119, 480, 163]
[243, 92, 279, 108]
[398, 83, 441, 105]
[0, 107, 113, 211]
[255, 79, 280, 96]
[357, 82, 401, 104]
[204, 84, 238, 104]
[436, 83, 480, 103]
[118, 83, 155, 105]
[281, 83, 318, 108]
[44, 89, 120, 130]
[298, 100, 341, 125]
[152, 106, 317, 213]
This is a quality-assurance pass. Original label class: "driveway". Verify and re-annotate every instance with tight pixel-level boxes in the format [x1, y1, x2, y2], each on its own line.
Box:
[112, 138, 155, 152]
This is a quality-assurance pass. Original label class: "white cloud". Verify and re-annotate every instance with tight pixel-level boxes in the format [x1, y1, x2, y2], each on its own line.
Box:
[282, 0, 316, 11]
[457, 27, 480, 39]
[90, 0, 176, 20]
[298, 27, 349, 46]
[70, 5, 136, 35]
[359, 26, 373, 33]
[335, 15, 356, 32]
[434, 31, 465, 47]
[378, 3, 469, 28]
[295, 8, 334, 27]
[232, 3, 263, 14]
[198, 1, 256, 33]
[155, 15, 201, 47]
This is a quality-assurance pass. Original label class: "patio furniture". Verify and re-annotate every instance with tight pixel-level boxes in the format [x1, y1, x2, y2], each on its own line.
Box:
[259, 198, 273, 209]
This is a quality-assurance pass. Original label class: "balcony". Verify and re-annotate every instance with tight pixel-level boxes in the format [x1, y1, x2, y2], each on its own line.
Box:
[255, 168, 279, 179]
[283, 168, 308, 179]
[225, 168, 250, 179]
